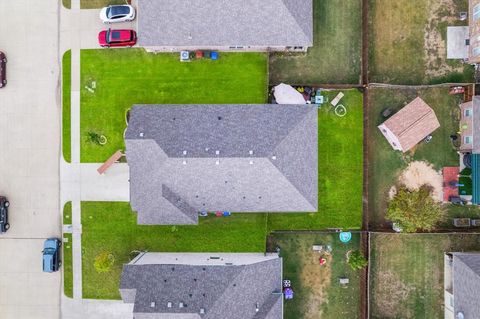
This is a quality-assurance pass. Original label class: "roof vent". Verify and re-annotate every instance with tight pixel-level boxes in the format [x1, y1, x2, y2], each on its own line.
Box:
[271, 155, 276, 160]
[150, 302, 155, 308]
[215, 150, 220, 155]
[456, 312, 465, 319]
[249, 150, 253, 155]
[167, 302, 172, 308]
[179, 302, 184, 308]
[182, 160, 187, 165]
[255, 302, 260, 312]
[249, 160, 253, 165]
[183, 150, 187, 155]
[215, 160, 219, 165]
[200, 308, 205, 314]
[139, 132, 144, 137]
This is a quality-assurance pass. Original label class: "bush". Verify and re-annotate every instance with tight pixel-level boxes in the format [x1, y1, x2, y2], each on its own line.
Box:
[459, 176, 472, 196]
[460, 167, 472, 176]
[94, 252, 115, 273]
[387, 185, 445, 233]
[348, 250, 368, 270]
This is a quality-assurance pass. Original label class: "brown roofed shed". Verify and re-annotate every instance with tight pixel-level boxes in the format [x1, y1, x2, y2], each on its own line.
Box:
[378, 97, 440, 152]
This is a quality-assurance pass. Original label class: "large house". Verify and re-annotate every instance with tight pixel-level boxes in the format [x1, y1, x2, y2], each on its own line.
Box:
[444, 253, 480, 319]
[125, 104, 318, 225]
[470, 0, 480, 63]
[120, 252, 283, 319]
[378, 97, 440, 153]
[136, 0, 313, 52]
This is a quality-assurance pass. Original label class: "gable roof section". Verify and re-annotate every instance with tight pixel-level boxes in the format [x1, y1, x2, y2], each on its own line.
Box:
[472, 96, 480, 153]
[452, 253, 480, 317]
[380, 97, 440, 152]
[125, 104, 318, 225]
[120, 255, 282, 319]
[137, 0, 313, 47]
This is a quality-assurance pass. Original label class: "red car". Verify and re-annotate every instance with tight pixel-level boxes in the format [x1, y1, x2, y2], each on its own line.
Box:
[98, 29, 137, 48]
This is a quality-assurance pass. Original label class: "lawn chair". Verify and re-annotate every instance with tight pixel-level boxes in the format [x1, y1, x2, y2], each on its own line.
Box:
[330, 92, 344, 107]
[339, 277, 349, 288]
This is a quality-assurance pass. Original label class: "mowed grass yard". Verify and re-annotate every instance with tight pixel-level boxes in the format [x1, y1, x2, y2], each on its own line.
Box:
[369, 0, 474, 84]
[369, 233, 480, 319]
[269, 0, 362, 84]
[367, 87, 462, 228]
[79, 49, 268, 162]
[81, 89, 364, 299]
[269, 232, 362, 319]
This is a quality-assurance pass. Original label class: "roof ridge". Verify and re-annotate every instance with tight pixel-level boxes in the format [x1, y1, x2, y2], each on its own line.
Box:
[204, 265, 247, 318]
[268, 107, 317, 209]
[455, 253, 480, 279]
[161, 184, 198, 224]
[280, 0, 312, 43]
[396, 108, 434, 138]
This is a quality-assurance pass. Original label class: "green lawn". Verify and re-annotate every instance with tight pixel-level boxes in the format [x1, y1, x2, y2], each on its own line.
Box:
[367, 87, 462, 228]
[369, 233, 480, 319]
[267, 89, 363, 230]
[63, 233, 73, 298]
[269, 232, 362, 319]
[369, 0, 474, 84]
[81, 202, 268, 299]
[62, 50, 71, 163]
[269, 0, 362, 84]
[80, 49, 268, 162]
[81, 90, 364, 299]
[63, 201, 72, 225]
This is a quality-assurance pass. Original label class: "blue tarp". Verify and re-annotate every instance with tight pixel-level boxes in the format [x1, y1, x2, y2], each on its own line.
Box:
[472, 154, 480, 204]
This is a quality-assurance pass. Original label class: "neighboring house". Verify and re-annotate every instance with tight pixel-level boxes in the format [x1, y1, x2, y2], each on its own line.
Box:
[378, 97, 440, 152]
[470, 0, 480, 63]
[125, 104, 318, 225]
[136, 0, 313, 52]
[444, 253, 480, 319]
[120, 252, 283, 319]
[458, 98, 479, 153]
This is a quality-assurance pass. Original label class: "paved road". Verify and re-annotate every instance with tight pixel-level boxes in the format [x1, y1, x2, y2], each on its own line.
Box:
[0, 0, 61, 318]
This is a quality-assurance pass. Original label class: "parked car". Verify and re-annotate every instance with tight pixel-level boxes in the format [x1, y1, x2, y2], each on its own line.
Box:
[99, 5, 135, 23]
[42, 238, 61, 272]
[98, 29, 137, 48]
[0, 51, 7, 88]
[0, 196, 10, 233]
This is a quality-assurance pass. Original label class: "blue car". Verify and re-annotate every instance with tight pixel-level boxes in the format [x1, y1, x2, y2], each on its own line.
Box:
[42, 238, 61, 272]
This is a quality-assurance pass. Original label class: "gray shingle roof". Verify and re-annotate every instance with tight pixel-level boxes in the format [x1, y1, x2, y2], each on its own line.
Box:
[472, 97, 480, 153]
[137, 0, 313, 48]
[125, 104, 318, 225]
[120, 254, 282, 319]
[453, 253, 480, 318]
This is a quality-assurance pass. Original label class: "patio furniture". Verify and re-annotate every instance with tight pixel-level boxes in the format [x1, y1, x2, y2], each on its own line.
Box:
[339, 277, 349, 287]
[472, 219, 480, 226]
[453, 218, 471, 227]
[330, 92, 344, 107]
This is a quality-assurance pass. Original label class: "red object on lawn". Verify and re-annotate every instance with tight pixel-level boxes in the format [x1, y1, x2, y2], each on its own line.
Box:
[319, 257, 327, 265]
[449, 86, 465, 95]
[195, 50, 203, 59]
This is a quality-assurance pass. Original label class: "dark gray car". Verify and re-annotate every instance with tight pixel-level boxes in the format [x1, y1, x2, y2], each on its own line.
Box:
[0, 196, 10, 233]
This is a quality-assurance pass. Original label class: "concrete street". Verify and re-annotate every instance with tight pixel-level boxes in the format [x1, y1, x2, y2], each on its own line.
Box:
[0, 0, 61, 318]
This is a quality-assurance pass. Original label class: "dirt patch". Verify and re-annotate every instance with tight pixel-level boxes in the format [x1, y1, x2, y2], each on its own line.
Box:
[424, 0, 464, 78]
[374, 270, 415, 318]
[398, 161, 443, 201]
[299, 247, 332, 318]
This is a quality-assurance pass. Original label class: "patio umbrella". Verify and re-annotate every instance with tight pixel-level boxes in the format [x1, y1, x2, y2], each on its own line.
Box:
[273, 83, 306, 104]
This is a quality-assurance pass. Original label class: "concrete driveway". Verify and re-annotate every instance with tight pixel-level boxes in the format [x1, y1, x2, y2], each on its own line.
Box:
[0, 0, 61, 318]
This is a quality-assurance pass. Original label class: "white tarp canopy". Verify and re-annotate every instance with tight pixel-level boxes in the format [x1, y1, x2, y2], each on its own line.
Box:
[273, 83, 306, 104]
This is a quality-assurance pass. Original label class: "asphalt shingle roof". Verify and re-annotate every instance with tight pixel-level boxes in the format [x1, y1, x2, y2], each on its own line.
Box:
[137, 0, 313, 48]
[120, 254, 282, 319]
[125, 104, 318, 225]
[452, 253, 480, 318]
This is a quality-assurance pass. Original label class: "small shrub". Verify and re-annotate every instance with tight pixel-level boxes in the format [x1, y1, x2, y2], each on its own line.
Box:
[460, 167, 472, 176]
[94, 252, 115, 273]
[348, 250, 368, 270]
[87, 131, 107, 146]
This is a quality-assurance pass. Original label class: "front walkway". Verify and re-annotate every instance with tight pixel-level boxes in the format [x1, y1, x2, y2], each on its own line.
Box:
[59, 1, 132, 318]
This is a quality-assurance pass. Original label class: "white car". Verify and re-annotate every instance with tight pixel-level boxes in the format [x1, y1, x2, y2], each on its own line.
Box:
[99, 5, 135, 24]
